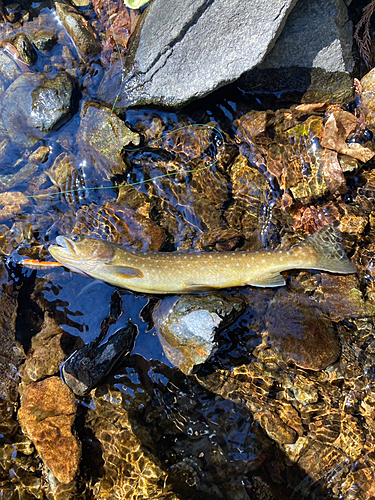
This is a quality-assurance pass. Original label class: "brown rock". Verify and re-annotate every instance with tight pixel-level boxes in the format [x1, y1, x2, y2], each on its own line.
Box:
[55, 3, 101, 57]
[19, 314, 83, 398]
[18, 376, 81, 484]
[266, 293, 340, 371]
[0, 265, 24, 438]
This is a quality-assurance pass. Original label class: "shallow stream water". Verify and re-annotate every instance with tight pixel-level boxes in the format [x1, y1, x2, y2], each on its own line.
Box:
[2, 2, 375, 500]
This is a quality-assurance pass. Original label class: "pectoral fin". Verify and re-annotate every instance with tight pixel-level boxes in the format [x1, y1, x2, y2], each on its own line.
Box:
[248, 273, 286, 287]
[103, 264, 144, 279]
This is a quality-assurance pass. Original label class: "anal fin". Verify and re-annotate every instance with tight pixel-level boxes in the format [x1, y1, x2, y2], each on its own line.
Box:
[247, 273, 286, 288]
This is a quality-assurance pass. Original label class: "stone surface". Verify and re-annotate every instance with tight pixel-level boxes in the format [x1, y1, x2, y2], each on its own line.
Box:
[31, 72, 79, 133]
[62, 320, 136, 395]
[18, 376, 81, 484]
[266, 292, 341, 371]
[19, 314, 83, 398]
[0, 72, 79, 147]
[258, 0, 353, 73]
[55, 2, 101, 58]
[360, 67, 375, 128]
[0, 263, 23, 438]
[77, 101, 140, 172]
[107, 0, 299, 108]
[153, 293, 245, 374]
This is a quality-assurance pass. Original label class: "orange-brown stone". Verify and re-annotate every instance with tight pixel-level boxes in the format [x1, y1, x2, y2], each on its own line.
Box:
[18, 376, 81, 484]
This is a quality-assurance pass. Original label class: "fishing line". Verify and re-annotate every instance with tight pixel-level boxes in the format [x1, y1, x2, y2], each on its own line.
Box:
[23, 124, 225, 200]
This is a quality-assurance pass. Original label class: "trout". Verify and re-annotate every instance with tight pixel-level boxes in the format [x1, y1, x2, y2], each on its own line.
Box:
[49, 225, 356, 294]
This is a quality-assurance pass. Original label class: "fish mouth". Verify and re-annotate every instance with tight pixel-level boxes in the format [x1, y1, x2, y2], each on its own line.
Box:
[49, 236, 78, 259]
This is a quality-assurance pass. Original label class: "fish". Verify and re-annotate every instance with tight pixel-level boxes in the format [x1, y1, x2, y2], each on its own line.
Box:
[48, 224, 357, 294]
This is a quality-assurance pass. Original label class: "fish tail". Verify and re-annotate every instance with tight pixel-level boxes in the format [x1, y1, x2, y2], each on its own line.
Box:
[298, 224, 356, 275]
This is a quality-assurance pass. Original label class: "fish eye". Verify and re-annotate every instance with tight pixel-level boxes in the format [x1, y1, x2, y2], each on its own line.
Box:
[70, 234, 82, 242]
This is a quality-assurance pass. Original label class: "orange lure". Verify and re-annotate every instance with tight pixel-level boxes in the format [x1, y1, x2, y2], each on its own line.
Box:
[21, 259, 63, 270]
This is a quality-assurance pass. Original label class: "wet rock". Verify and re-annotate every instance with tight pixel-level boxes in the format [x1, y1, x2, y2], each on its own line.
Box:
[86, 384, 176, 499]
[31, 30, 58, 52]
[360, 67, 375, 128]
[19, 314, 84, 398]
[77, 101, 140, 173]
[0, 191, 30, 222]
[267, 115, 347, 203]
[31, 71, 79, 133]
[105, 0, 299, 108]
[153, 293, 245, 374]
[0, 49, 22, 88]
[0, 263, 24, 438]
[18, 376, 81, 484]
[55, 2, 101, 58]
[62, 320, 137, 395]
[0, 72, 77, 147]
[2, 3, 21, 23]
[10, 33, 37, 65]
[265, 292, 341, 370]
[62, 202, 166, 251]
[225, 154, 271, 245]
[300, 68, 354, 105]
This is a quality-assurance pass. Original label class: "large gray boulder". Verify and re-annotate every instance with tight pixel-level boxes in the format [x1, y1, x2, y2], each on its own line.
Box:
[239, 0, 354, 97]
[109, 0, 299, 108]
[104, 0, 353, 109]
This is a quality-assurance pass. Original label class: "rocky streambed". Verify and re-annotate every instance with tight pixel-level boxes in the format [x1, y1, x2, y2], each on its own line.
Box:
[1, 0, 375, 499]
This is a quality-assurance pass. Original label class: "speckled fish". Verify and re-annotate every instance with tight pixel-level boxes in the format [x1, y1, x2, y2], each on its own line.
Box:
[48, 225, 356, 294]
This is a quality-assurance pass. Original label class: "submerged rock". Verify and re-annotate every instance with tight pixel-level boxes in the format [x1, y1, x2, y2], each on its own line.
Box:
[0, 263, 23, 438]
[265, 292, 340, 370]
[1, 72, 79, 146]
[62, 320, 137, 395]
[31, 30, 58, 52]
[153, 293, 245, 374]
[18, 377, 81, 483]
[18, 376, 81, 484]
[55, 2, 101, 58]
[76, 101, 140, 174]
[10, 33, 38, 65]
[19, 314, 84, 398]
[31, 72, 79, 133]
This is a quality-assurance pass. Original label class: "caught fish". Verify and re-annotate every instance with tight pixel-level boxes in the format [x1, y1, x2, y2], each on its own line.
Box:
[49, 225, 356, 294]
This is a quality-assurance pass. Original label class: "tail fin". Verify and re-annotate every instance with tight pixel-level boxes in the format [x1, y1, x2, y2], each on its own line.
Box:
[299, 224, 356, 275]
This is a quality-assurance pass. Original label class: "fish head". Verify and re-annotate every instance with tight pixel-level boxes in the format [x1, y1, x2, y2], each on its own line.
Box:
[49, 234, 115, 276]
